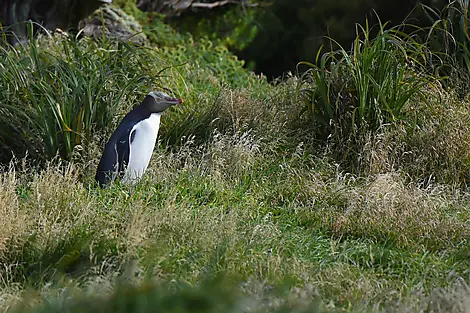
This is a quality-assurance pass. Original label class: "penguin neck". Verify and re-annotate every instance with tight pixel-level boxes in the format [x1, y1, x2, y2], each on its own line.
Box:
[149, 112, 163, 119]
[146, 112, 163, 127]
[137, 106, 164, 120]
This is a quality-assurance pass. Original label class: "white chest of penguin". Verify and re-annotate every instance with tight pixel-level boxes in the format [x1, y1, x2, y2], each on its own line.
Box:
[122, 113, 162, 183]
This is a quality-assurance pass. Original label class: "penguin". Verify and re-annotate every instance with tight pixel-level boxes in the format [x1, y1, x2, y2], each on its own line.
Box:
[95, 91, 183, 188]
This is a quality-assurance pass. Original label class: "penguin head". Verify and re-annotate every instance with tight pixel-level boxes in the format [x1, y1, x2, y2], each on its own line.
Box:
[143, 91, 183, 113]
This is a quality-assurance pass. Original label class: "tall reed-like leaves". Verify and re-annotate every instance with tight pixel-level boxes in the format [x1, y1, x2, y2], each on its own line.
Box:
[0, 32, 164, 163]
[422, 0, 470, 73]
[297, 18, 433, 136]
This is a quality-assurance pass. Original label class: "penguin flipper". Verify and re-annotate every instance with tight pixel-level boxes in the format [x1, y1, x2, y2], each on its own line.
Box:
[116, 128, 136, 175]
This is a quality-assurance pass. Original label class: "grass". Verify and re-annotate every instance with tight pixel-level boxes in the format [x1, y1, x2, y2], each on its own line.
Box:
[0, 23, 268, 165]
[298, 17, 433, 129]
[0, 32, 155, 163]
[2, 5, 470, 312]
[293, 14, 470, 185]
[1, 129, 470, 312]
[296, 16, 439, 173]
[422, 0, 470, 74]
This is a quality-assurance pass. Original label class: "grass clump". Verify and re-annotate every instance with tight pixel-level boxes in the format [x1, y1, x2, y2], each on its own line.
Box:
[299, 18, 433, 131]
[422, 0, 470, 74]
[331, 172, 470, 249]
[297, 18, 437, 170]
[293, 14, 470, 186]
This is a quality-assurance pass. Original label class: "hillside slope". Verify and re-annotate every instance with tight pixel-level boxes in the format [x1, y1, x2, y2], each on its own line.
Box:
[1, 3, 470, 313]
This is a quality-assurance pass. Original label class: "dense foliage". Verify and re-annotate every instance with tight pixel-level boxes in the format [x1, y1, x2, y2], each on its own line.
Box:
[0, 35, 155, 162]
[0, 22, 265, 164]
[167, 0, 459, 78]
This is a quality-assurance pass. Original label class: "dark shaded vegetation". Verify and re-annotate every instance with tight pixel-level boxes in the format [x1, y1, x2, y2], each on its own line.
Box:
[0, 0, 110, 45]
[168, 0, 456, 78]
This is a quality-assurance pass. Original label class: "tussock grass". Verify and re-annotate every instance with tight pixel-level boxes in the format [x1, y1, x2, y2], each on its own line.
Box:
[339, 87, 470, 185]
[0, 33, 155, 163]
[0, 28, 270, 165]
[332, 172, 470, 249]
[0, 167, 25, 256]
[298, 18, 435, 134]
[422, 0, 470, 74]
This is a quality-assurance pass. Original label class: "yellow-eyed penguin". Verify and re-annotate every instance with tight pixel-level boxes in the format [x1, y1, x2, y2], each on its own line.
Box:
[95, 91, 183, 188]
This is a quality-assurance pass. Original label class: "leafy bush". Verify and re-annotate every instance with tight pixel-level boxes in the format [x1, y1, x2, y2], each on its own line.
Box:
[169, 6, 260, 52]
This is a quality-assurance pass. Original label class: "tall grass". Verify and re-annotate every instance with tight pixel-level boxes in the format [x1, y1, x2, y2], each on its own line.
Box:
[296, 17, 440, 172]
[0, 27, 170, 163]
[0, 23, 271, 166]
[3, 7, 470, 313]
[422, 0, 470, 73]
[1, 133, 470, 312]
[297, 18, 434, 133]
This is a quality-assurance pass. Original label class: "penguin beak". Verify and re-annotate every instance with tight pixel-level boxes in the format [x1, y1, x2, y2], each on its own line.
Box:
[166, 97, 184, 105]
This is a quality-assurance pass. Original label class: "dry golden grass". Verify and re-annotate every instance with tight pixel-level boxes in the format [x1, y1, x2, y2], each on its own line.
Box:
[352, 87, 470, 185]
[331, 172, 470, 248]
[0, 167, 25, 256]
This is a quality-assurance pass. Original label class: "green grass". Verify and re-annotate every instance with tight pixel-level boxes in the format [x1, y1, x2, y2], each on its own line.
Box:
[1, 133, 470, 312]
[0, 22, 268, 165]
[422, 0, 470, 74]
[296, 16, 439, 173]
[2, 6, 470, 313]
[0, 33, 156, 163]
[298, 18, 432, 128]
